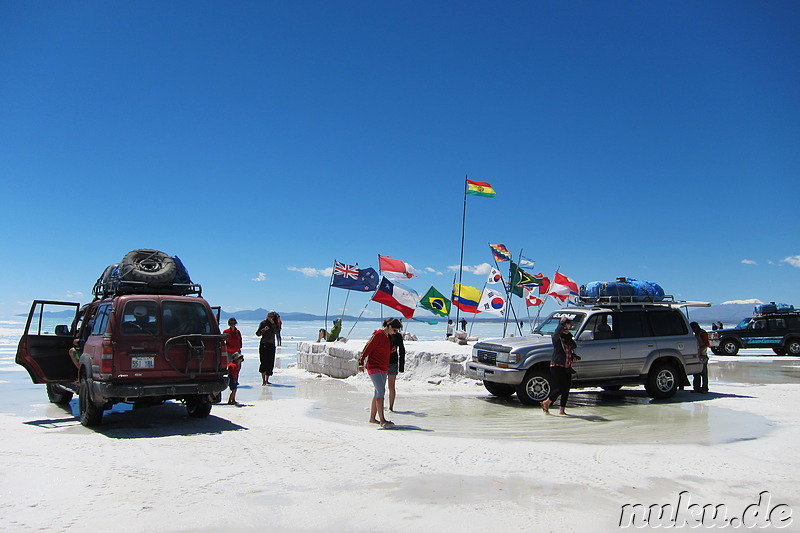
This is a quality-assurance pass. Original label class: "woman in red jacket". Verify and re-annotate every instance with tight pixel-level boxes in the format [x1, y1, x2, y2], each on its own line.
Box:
[358, 318, 401, 428]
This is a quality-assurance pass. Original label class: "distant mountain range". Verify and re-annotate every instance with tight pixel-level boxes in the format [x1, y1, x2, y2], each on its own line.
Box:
[19, 300, 772, 326]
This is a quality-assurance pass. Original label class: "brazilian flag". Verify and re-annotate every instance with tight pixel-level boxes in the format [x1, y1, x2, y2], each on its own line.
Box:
[418, 286, 451, 317]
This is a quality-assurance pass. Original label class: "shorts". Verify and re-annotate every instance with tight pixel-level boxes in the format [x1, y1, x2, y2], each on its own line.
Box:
[387, 363, 398, 376]
[229, 377, 239, 391]
[369, 372, 388, 399]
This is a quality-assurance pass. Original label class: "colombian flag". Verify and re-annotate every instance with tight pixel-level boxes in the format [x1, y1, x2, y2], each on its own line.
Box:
[466, 179, 496, 197]
[452, 283, 482, 313]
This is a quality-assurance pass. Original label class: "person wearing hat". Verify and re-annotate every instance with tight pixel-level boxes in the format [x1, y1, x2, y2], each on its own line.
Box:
[227, 352, 244, 405]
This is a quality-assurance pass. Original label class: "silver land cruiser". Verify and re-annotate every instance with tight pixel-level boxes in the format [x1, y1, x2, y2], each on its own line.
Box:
[466, 299, 710, 404]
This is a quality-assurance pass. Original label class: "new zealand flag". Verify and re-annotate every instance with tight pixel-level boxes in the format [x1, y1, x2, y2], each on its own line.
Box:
[331, 261, 379, 292]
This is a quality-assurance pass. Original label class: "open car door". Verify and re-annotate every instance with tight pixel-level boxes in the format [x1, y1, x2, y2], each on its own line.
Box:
[16, 300, 80, 383]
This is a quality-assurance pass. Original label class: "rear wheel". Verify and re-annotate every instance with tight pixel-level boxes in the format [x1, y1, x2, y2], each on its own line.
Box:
[720, 339, 740, 356]
[483, 381, 515, 397]
[186, 396, 213, 418]
[78, 376, 103, 427]
[516, 368, 553, 405]
[786, 339, 800, 356]
[46, 383, 73, 404]
[645, 361, 679, 399]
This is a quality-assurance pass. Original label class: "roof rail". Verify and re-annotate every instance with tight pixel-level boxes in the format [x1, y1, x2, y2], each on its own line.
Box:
[92, 279, 203, 300]
[574, 295, 711, 309]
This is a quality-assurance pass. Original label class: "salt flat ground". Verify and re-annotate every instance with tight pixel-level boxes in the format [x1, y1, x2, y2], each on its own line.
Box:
[1, 332, 799, 532]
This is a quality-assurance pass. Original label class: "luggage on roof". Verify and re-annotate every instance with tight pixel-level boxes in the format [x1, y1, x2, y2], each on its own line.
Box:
[579, 277, 665, 303]
[92, 249, 201, 298]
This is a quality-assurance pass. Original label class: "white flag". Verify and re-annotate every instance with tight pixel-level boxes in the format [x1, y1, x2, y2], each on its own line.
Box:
[487, 267, 504, 285]
[479, 288, 506, 316]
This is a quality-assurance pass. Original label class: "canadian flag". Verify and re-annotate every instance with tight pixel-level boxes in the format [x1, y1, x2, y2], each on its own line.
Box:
[378, 255, 416, 281]
[548, 272, 580, 303]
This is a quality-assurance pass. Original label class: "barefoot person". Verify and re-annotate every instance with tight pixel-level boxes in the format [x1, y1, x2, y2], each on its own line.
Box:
[541, 317, 580, 415]
[357, 318, 401, 428]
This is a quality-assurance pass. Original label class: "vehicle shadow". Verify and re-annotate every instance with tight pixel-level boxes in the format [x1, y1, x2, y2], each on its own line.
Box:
[25, 401, 247, 438]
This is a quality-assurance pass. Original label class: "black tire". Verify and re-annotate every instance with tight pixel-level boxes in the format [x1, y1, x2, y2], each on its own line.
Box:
[710, 347, 721, 355]
[78, 376, 103, 427]
[186, 396, 213, 418]
[645, 361, 679, 399]
[601, 385, 622, 391]
[516, 368, 553, 405]
[483, 381, 515, 397]
[120, 249, 177, 287]
[719, 338, 740, 356]
[786, 339, 800, 356]
[773, 347, 787, 356]
[46, 383, 73, 404]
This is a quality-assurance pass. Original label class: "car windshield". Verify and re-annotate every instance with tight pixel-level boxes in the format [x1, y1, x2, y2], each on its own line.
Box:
[736, 318, 751, 328]
[534, 311, 586, 335]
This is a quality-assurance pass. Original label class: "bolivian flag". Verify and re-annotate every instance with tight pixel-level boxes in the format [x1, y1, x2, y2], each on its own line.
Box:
[466, 179, 496, 197]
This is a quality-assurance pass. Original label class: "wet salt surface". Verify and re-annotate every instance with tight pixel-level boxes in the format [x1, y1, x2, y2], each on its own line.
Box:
[1, 335, 796, 446]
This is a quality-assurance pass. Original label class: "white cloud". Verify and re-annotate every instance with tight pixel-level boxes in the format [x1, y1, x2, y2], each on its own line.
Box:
[425, 267, 443, 275]
[66, 291, 84, 298]
[288, 266, 333, 277]
[720, 298, 763, 305]
[251, 272, 267, 282]
[740, 259, 757, 265]
[781, 255, 800, 268]
[448, 263, 492, 276]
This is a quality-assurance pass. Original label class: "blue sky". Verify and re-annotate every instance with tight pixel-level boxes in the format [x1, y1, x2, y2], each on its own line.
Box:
[1, 1, 799, 319]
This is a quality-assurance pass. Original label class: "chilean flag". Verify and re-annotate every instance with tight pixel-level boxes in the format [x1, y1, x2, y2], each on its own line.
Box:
[372, 277, 419, 319]
[548, 272, 580, 303]
[378, 254, 416, 281]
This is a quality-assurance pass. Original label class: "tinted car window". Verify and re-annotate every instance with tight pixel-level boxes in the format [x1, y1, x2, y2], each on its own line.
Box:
[648, 310, 688, 336]
[787, 317, 800, 329]
[91, 305, 111, 335]
[583, 313, 615, 339]
[121, 301, 158, 335]
[163, 301, 212, 335]
[615, 311, 650, 338]
[769, 318, 786, 330]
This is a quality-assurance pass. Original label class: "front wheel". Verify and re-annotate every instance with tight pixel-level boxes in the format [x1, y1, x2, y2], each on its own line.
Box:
[773, 347, 787, 356]
[78, 376, 103, 427]
[710, 347, 721, 355]
[645, 361, 679, 399]
[516, 368, 553, 405]
[186, 396, 213, 418]
[719, 339, 740, 356]
[785, 339, 800, 356]
[483, 381, 515, 397]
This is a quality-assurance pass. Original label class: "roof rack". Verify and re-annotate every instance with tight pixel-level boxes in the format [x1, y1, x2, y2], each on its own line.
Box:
[574, 295, 711, 309]
[92, 279, 203, 300]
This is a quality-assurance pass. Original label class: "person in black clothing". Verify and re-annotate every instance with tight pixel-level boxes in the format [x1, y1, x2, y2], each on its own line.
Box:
[256, 311, 280, 385]
[384, 318, 406, 412]
[541, 317, 580, 415]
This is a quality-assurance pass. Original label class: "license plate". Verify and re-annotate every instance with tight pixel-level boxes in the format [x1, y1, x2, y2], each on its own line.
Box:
[131, 356, 155, 369]
[477, 368, 485, 378]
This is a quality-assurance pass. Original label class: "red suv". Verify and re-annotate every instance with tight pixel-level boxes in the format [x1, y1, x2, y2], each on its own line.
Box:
[16, 250, 228, 426]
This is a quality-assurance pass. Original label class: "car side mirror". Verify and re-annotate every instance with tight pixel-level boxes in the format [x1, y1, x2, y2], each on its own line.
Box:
[55, 325, 71, 336]
[578, 331, 594, 341]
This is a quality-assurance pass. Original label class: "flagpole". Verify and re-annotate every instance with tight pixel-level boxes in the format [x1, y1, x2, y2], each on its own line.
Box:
[325, 260, 336, 330]
[456, 175, 468, 329]
[534, 265, 560, 326]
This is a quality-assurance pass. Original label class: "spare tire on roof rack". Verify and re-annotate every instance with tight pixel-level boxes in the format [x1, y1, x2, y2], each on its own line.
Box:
[119, 249, 177, 287]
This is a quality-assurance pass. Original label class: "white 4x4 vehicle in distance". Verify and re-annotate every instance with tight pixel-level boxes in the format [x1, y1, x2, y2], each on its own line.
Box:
[466, 298, 710, 404]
